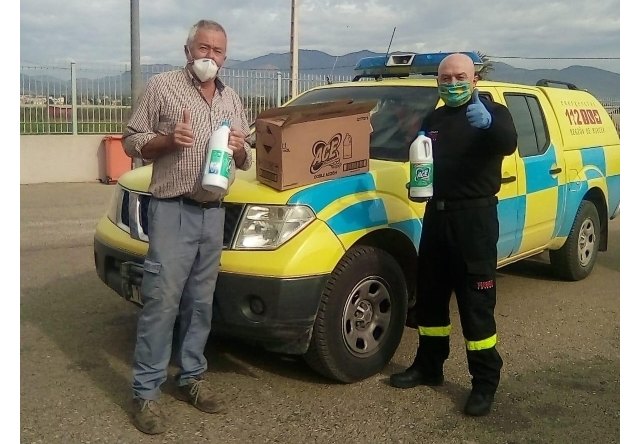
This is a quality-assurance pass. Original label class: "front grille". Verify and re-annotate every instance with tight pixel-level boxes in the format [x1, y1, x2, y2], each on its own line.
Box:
[222, 203, 244, 247]
[140, 195, 150, 234]
[120, 191, 244, 249]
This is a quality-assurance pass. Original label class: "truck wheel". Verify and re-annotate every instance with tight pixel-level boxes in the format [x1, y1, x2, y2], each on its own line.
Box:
[549, 200, 600, 281]
[304, 246, 408, 383]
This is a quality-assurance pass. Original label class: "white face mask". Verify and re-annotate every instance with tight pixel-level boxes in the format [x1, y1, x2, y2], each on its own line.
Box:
[191, 58, 219, 82]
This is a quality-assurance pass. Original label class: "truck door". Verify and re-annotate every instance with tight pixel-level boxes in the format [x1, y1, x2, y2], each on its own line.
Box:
[479, 88, 519, 260]
[503, 90, 566, 255]
[496, 152, 519, 259]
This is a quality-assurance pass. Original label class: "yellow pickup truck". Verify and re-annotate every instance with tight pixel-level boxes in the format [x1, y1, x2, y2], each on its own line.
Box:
[94, 52, 620, 383]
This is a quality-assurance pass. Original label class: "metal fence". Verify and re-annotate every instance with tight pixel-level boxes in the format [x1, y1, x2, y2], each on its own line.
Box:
[20, 62, 352, 135]
[20, 62, 620, 135]
[599, 98, 620, 133]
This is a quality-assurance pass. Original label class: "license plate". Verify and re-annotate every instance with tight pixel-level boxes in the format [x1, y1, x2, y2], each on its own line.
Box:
[120, 261, 144, 305]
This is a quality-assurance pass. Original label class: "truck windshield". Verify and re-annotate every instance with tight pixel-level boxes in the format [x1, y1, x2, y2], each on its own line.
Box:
[288, 86, 440, 161]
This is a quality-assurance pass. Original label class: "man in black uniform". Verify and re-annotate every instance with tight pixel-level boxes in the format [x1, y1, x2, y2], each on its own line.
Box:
[390, 53, 517, 416]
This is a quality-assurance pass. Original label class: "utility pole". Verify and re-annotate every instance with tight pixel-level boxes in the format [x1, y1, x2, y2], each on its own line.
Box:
[290, 0, 299, 99]
[130, 0, 143, 167]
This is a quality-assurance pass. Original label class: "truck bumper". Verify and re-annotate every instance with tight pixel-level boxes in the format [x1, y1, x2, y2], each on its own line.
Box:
[94, 236, 329, 354]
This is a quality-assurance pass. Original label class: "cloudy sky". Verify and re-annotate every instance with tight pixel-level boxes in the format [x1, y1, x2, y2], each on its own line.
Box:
[20, 0, 621, 72]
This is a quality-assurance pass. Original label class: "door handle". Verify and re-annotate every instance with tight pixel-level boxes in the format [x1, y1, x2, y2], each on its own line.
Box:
[501, 176, 516, 184]
[549, 167, 562, 175]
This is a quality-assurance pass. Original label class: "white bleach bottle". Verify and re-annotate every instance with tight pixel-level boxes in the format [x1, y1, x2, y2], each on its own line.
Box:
[409, 131, 434, 199]
[202, 121, 233, 193]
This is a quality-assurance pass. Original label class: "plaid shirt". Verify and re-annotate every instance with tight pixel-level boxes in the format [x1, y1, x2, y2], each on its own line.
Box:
[123, 68, 252, 201]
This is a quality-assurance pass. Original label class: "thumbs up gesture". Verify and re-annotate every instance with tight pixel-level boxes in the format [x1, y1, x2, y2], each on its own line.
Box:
[172, 109, 194, 148]
[466, 89, 492, 129]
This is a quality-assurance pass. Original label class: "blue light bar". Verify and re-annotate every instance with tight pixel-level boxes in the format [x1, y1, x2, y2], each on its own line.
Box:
[354, 51, 483, 79]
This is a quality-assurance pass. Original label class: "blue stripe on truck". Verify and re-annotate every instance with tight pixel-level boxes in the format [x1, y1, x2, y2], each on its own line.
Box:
[288, 173, 376, 214]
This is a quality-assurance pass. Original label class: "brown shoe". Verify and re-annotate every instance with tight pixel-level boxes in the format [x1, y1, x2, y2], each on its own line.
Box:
[132, 398, 167, 435]
[177, 376, 224, 414]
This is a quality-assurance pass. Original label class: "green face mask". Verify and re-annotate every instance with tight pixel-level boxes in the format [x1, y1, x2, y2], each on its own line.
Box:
[438, 81, 472, 107]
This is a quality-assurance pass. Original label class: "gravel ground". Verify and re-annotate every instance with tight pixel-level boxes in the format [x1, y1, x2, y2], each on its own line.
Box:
[20, 183, 621, 443]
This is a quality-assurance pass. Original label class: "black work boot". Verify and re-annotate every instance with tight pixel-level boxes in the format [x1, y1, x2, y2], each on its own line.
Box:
[390, 363, 444, 389]
[464, 347, 502, 416]
[390, 334, 447, 388]
[464, 389, 495, 416]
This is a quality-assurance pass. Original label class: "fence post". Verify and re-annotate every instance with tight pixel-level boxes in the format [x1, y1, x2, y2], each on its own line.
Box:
[71, 61, 78, 135]
[277, 72, 282, 107]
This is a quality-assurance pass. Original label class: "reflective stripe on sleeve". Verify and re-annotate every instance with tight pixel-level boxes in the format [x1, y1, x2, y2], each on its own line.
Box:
[465, 334, 497, 351]
[418, 325, 452, 337]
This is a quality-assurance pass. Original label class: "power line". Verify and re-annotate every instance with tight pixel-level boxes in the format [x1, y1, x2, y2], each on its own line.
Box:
[487, 55, 619, 60]
[295, 55, 621, 71]
[25, 55, 614, 74]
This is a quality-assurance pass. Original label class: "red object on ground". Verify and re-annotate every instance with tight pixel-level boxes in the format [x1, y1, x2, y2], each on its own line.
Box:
[102, 135, 132, 184]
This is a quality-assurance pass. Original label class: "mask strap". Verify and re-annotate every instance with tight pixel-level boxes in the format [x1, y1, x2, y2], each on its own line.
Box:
[185, 46, 194, 63]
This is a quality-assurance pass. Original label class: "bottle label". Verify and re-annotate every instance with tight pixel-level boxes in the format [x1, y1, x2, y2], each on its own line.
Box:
[208, 149, 232, 179]
[410, 162, 433, 187]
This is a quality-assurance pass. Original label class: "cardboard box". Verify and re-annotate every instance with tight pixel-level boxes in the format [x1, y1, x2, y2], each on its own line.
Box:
[255, 100, 376, 191]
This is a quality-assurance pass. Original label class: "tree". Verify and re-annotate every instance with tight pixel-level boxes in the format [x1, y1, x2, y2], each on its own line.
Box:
[475, 51, 494, 80]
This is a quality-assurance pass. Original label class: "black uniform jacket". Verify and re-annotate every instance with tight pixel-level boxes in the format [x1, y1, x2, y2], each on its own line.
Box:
[421, 97, 518, 201]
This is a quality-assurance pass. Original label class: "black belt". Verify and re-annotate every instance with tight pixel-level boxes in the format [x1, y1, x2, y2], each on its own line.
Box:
[430, 196, 497, 211]
[161, 196, 223, 209]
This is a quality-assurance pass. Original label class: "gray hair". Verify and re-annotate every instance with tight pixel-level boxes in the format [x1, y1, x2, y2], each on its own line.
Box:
[186, 20, 227, 46]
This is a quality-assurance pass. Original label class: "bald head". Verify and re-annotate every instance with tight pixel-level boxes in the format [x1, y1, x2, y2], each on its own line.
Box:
[437, 53, 477, 86]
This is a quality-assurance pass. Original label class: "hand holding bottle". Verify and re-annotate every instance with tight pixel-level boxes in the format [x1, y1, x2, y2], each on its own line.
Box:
[406, 182, 429, 203]
[228, 126, 248, 166]
[228, 127, 246, 153]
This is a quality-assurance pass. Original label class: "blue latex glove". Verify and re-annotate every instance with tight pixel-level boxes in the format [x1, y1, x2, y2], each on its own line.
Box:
[466, 89, 492, 129]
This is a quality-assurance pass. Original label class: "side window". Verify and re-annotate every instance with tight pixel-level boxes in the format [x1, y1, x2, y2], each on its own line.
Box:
[504, 94, 550, 157]
[527, 96, 549, 152]
[480, 93, 494, 102]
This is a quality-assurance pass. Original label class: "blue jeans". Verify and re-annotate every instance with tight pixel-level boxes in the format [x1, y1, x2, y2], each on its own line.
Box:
[132, 197, 224, 400]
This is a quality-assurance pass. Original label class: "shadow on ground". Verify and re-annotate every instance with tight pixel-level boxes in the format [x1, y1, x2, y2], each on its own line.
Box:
[20, 270, 335, 411]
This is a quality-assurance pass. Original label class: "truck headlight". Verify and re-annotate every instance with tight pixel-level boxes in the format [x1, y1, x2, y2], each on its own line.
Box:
[233, 205, 315, 250]
[107, 185, 125, 225]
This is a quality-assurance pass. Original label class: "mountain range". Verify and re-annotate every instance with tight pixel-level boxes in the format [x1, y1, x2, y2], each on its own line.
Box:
[20, 49, 620, 101]
[224, 50, 619, 100]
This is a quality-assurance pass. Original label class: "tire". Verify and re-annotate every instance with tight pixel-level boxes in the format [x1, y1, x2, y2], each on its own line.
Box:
[549, 200, 601, 281]
[304, 246, 408, 383]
